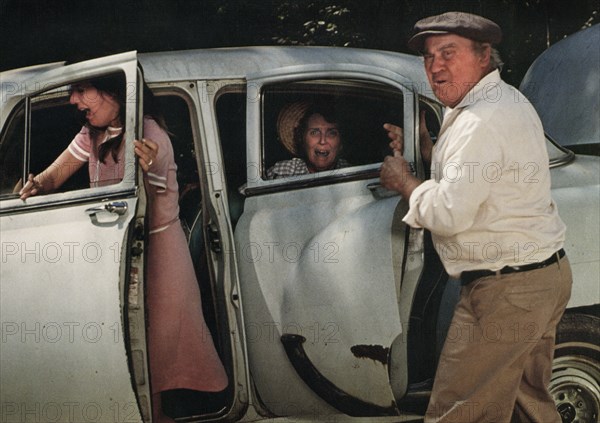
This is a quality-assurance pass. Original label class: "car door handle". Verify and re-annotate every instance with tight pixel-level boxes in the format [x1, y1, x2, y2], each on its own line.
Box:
[366, 182, 399, 199]
[85, 201, 128, 216]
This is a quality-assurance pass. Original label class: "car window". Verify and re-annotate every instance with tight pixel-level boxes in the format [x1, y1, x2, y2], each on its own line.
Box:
[30, 87, 90, 191]
[215, 89, 247, 194]
[261, 79, 404, 181]
[214, 87, 247, 225]
[0, 105, 25, 196]
[419, 96, 442, 145]
[0, 72, 127, 199]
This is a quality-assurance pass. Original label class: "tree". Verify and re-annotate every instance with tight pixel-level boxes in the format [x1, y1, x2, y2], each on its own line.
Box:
[1, 0, 598, 85]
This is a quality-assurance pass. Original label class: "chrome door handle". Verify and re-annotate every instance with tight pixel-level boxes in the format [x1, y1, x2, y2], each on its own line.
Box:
[367, 182, 398, 199]
[85, 201, 128, 216]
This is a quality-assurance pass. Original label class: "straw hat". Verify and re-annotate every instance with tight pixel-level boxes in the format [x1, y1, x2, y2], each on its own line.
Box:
[277, 101, 311, 156]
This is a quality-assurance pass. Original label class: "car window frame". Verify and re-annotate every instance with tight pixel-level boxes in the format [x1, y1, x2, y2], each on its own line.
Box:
[244, 67, 418, 196]
[0, 54, 140, 213]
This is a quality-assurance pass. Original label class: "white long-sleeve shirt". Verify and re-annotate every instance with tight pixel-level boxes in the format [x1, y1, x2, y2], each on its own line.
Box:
[403, 70, 566, 277]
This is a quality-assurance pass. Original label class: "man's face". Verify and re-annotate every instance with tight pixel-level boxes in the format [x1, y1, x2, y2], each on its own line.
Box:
[423, 34, 490, 108]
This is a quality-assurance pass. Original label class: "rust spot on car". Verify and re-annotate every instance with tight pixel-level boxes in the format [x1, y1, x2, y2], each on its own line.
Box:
[350, 344, 389, 365]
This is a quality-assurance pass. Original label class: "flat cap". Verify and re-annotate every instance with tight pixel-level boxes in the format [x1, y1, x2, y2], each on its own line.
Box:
[408, 11, 502, 52]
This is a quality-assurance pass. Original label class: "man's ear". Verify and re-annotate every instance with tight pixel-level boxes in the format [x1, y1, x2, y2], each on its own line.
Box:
[480, 44, 492, 69]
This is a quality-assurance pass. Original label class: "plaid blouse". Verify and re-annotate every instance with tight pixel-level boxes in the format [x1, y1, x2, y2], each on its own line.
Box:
[266, 157, 351, 180]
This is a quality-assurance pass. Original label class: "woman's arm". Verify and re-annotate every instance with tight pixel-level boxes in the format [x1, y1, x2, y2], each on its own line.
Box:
[19, 148, 85, 200]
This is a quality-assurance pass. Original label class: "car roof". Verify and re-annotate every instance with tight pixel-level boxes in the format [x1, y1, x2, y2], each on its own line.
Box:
[520, 24, 600, 147]
[1, 46, 434, 108]
[139, 46, 432, 96]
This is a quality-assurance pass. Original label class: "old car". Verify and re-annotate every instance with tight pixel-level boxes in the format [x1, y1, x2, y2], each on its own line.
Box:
[1, 35, 598, 422]
[520, 23, 599, 157]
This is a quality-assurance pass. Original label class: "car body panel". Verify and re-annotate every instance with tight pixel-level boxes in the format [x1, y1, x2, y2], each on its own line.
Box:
[520, 24, 600, 148]
[0, 52, 147, 422]
[519, 24, 600, 307]
[550, 155, 600, 308]
[1, 198, 141, 422]
[235, 182, 404, 414]
[138, 46, 430, 89]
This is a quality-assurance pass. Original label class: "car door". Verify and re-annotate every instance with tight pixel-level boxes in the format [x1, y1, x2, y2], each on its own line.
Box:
[233, 65, 424, 417]
[0, 53, 150, 422]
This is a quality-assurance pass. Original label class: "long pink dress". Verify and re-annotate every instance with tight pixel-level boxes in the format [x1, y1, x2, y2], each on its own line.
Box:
[68, 118, 228, 394]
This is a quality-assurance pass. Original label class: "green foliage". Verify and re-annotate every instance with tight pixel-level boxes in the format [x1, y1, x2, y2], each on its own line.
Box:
[272, 2, 365, 46]
[1, 0, 598, 85]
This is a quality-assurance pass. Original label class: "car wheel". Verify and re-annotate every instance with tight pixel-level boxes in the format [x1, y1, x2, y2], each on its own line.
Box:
[551, 313, 600, 423]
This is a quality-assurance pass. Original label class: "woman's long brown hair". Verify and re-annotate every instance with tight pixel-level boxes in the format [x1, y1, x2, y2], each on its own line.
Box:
[72, 71, 167, 164]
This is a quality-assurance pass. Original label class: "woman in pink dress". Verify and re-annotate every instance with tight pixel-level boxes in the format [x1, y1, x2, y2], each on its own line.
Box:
[19, 74, 228, 422]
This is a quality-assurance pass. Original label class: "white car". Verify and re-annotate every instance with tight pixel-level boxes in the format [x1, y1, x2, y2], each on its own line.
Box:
[1, 32, 598, 422]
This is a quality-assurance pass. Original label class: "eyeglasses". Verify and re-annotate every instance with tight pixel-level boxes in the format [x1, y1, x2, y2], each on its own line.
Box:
[307, 128, 340, 138]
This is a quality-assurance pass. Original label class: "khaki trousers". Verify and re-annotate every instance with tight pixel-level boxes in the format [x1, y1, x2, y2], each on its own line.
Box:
[425, 256, 572, 423]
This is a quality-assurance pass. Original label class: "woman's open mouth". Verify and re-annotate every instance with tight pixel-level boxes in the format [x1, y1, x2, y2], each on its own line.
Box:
[314, 149, 330, 157]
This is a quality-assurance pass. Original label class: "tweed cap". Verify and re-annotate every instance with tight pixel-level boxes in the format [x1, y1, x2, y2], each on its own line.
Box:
[408, 12, 502, 52]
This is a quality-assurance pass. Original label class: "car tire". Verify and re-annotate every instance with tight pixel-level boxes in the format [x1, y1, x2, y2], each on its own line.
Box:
[551, 313, 600, 423]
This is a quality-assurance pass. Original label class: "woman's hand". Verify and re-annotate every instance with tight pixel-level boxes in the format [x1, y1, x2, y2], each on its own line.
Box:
[19, 174, 43, 200]
[134, 138, 159, 173]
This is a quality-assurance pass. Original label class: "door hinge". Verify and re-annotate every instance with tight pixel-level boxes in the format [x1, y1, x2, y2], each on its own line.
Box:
[130, 221, 145, 257]
[207, 223, 222, 254]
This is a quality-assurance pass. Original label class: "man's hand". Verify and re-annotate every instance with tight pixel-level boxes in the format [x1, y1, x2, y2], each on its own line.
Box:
[383, 111, 433, 165]
[383, 123, 405, 155]
[380, 151, 422, 199]
[418, 110, 433, 165]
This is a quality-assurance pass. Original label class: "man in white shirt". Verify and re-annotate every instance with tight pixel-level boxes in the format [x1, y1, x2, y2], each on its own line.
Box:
[380, 12, 572, 423]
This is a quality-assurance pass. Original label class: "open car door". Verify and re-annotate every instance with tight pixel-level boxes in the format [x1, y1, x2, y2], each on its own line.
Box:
[0, 52, 151, 422]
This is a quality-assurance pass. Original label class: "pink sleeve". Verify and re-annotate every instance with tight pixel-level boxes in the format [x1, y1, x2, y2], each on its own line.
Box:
[67, 127, 92, 162]
[143, 118, 173, 193]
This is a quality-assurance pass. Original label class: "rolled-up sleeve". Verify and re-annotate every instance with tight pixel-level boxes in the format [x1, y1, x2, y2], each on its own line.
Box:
[67, 128, 92, 162]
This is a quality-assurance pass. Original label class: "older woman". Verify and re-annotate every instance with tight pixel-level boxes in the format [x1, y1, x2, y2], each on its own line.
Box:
[267, 102, 350, 179]
[19, 75, 228, 423]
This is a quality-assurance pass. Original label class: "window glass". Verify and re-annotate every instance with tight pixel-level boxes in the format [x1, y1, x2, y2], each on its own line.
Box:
[215, 90, 247, 191]
[215, 89, 247, 225]
[0, 72, 128, 200]
[262, 79, 404, 180]
[419, 98, 442, 144]
[29, 88, 89, 191]
[0, 106, 25, 196]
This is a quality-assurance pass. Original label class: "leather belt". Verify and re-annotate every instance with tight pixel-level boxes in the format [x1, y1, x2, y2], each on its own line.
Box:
[460, 248, 565, 286]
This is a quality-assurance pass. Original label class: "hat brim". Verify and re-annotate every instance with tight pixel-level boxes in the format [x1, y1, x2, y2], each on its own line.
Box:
[277, 101, 311, 156]
[407, 30, 450, 52]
